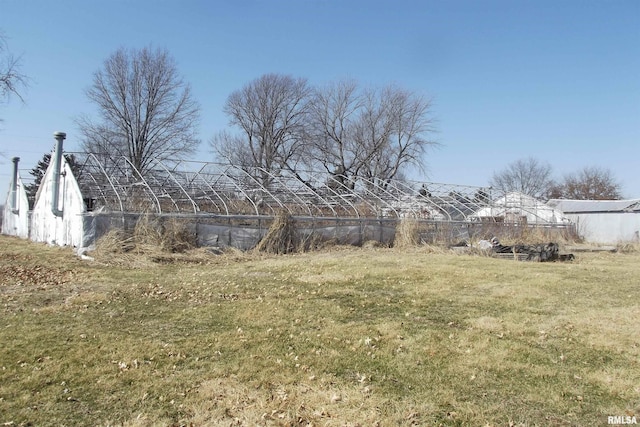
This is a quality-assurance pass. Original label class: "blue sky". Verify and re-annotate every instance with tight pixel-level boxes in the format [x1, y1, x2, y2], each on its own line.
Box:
[1, 0, 639, 198]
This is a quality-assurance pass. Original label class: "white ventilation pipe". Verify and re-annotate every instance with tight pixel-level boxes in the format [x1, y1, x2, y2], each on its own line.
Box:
[51, 131, 66, 217]
[11, 157, 20, 214]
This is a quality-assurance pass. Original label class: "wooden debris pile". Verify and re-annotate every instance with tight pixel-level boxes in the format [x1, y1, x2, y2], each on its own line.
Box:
[490, 237, 575, 262]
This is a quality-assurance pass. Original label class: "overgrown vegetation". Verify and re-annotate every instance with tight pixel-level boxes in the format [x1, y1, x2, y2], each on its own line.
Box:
[255, 211, 298, 254]
[617, 241, 640, 254]
[393, 217, 422, 248]
[93, 214, 197, 258]
[1, 235, 638, 426]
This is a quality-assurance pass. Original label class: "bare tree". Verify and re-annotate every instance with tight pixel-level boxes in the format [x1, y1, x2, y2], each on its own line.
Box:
[0, 31, 27, 106]
[78, 46, 200, 176]
[213, 76, 436, 190]
[212, 73, 312, 186]
[307, 79, 363, 189]
[489, 157, 555, 199]
[556, 166, 622, 200]
[351, 86, 396, 188]
[309, 81, 436, 190]
[1, 31, 28, 160]
[360, 85, 436, 187]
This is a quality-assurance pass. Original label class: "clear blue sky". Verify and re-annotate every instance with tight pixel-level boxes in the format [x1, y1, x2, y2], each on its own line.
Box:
[1, 0, 639, 198]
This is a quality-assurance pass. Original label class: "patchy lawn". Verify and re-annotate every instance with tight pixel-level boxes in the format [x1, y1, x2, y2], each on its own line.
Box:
[0, 235, 638, 426]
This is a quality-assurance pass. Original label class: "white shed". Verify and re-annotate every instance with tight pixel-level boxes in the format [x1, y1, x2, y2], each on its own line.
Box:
[547, 199, 640, 244]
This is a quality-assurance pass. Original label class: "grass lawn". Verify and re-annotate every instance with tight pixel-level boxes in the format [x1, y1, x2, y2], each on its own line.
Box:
[0, 235, 638, 426]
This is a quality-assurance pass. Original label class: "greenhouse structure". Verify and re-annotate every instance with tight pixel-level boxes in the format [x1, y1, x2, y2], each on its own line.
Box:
[2, 132, 575, 253]
[468, 192, 570, 226]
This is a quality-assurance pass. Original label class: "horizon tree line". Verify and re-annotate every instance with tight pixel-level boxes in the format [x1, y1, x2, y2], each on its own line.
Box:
[489, 157, 623, 201]
[76, 46, 439, 195]
[212, 74, 438, 191]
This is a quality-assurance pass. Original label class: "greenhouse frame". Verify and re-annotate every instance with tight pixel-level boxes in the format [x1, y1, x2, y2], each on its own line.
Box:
[2, 133, 575, 252]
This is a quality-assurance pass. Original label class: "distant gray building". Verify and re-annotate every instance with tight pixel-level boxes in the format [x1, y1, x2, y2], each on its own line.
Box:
[547, 199, 640, 244]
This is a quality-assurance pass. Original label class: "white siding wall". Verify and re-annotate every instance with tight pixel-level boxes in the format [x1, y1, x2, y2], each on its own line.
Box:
[30, 155, 86, 248]
[568, 213, 640, 244]
[2, 174, 30, 238]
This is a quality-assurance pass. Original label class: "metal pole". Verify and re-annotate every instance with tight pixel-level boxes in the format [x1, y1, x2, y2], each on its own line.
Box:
[11, 157, 20, 214]
[51, 131, 66, 217]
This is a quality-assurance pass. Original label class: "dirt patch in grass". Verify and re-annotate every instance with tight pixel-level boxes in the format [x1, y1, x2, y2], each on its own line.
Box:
[0, 264, 72, 287]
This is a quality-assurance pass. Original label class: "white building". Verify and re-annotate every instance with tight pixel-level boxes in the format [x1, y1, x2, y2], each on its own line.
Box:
[2, 159, 30, 239]
[29, 151, 87, 248]
[469, 192, 569, 225]
[547, 199, 640, 244]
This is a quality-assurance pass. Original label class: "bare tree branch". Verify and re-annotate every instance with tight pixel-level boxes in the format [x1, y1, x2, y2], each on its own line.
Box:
[211, 73, 312, 186]
[213, 76, 437, 190]
[78, 46, 200, 176]
[556, 166, 623, 200]
[0, 31, 27, 106]
[0, 31, 28, 160]
[361, 85, 437, 187]
[489, 157, 555, 199]
[307, 79, 363, 184]
[309, 81, 437, 189]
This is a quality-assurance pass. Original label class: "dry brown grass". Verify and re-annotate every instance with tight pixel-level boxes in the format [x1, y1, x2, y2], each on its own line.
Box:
[468, 222, 580, 246]
[93, 227, 135, 254]
[93, 214, 197, 258]
[133, 214, 197, 253]
[255, 210, 298, 254]
[617, 241, 640, 253]
[91, 215, 204, 268]
[2, 235, 639, 426]
[393, 217, 421, 248]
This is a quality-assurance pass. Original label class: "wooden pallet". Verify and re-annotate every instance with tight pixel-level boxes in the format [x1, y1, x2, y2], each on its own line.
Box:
[492, 252, 575, 262]
[492, 252, 530, 261]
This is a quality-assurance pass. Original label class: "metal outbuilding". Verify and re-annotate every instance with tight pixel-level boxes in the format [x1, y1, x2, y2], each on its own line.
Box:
[547, 199, 640, 244]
